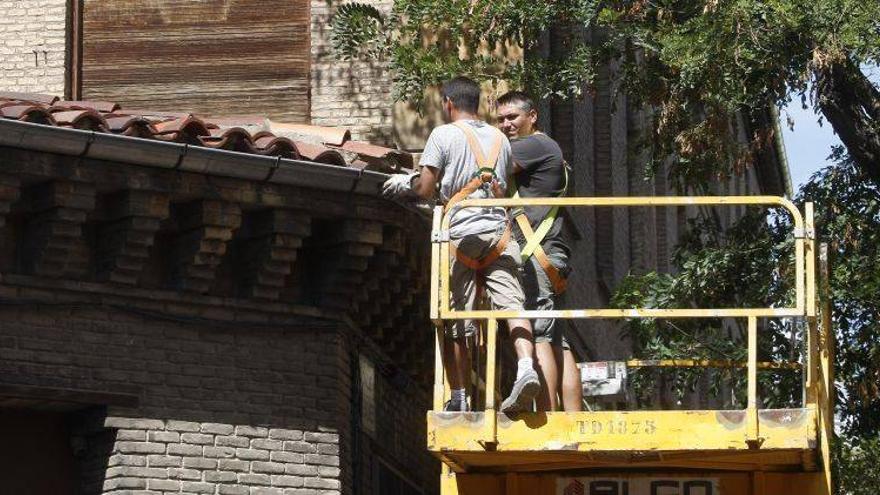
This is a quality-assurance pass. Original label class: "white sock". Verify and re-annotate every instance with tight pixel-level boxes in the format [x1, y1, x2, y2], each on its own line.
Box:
[516, 358, 534, 380]
[452, 388, 467, 402]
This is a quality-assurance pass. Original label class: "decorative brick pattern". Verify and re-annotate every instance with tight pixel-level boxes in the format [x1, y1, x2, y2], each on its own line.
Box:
[22, 180, 95, 278]
[172, 199, 242, 293]
[238, 209, 311, 300]
[313, 219, 384, 310]
[95, 190, 170, 285]
[0, 0, 66, 95]
[352, 227, 404, 327]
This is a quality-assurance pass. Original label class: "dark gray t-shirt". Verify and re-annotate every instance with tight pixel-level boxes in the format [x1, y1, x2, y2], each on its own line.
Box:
[511, 133, 570, 258]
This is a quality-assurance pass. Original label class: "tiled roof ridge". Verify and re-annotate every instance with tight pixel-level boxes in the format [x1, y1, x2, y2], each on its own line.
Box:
[0, 91, 413, 172]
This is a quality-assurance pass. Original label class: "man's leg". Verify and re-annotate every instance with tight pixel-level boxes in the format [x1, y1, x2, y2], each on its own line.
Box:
[535, 341, 559, 411]
[553, 340, 584, 412]
[503, 317, 540, 412]
[445, 237, 479, 412]
[559, 348, 583, 411]
[524, 255, 560, 411]
[443, 335, 471, 401]
[481, 232, 540, 413]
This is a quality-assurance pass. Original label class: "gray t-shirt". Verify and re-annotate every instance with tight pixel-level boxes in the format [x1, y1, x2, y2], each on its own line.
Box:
[419, 120, 513, 239]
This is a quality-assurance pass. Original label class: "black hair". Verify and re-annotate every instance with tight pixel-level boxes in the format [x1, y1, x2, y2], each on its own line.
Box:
[441, 77, 481, 114]
[496, 90, 536, 113]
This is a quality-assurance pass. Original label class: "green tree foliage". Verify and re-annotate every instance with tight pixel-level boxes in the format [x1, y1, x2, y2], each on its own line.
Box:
[836, 436, 880, 495]
[330, 0, 880, 485]
[613, 153, 880, 491]
[610, 208, 801, 408]
[799, 153, 880, 438]
[332, 0, 880, 184]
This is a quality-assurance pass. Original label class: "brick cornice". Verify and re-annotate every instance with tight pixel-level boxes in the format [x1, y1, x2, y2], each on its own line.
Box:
[0, 144, 433, 383]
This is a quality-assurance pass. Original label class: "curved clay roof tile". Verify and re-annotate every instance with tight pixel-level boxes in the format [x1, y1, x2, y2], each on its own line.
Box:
[294, 141, 348, 167]
[267, 121, 351, 146]
[54, 100, 120, 113]
[0, 92, 58, 105]
[253, 133, 300, 159]
[51, 109, 109, 131]
[154, 116, 211, 145]
[199, 127, 256, 154]
[104, 115, 158, 137]
[1, 105, 56, 125]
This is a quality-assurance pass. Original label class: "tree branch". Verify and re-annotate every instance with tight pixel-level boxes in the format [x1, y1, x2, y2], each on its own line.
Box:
[815, 59, 880, 185]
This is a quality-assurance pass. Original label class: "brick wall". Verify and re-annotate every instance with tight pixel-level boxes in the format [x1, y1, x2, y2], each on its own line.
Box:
[355, 353, 437, 494]
[0, 305, 349, 494]
[0, 0, 66, 94]
[310, 0, 395, 144]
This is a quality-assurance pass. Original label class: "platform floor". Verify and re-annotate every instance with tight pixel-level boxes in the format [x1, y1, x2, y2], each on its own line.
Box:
[428, 409, 818, 474]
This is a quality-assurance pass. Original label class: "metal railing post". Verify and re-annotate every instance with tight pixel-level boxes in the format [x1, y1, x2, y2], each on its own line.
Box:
[805, 203, 819, 407]
[484, 318, 498, 443]
[430, 206, 443, 324]
[746, 315, 762, 447]
[805, 202, 817, 318]
[433, 324, 447, 411]
[431, 206, 446, 413]
[818, 243, 834, 494]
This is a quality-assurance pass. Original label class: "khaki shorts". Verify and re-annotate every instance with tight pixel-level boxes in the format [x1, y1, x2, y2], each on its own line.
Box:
[447, 224, 526, 339]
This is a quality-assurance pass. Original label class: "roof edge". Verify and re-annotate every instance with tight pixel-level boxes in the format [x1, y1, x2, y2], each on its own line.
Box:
[0, 118, 388, 196]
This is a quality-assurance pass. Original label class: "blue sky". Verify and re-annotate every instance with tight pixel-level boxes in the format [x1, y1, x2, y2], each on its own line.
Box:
[780, 66, 879, 193]
[779, 98, 841, 193]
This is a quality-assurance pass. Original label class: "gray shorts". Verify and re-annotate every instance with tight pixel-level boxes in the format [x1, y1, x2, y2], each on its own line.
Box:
[521, 250, 570, 350]
[447, 224, 526, 339]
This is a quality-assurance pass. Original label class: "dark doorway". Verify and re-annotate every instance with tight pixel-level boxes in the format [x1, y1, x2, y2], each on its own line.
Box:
[0, 409, 77, 494]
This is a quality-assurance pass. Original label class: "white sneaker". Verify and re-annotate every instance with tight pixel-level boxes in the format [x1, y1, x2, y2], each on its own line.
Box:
[443, 397, 469, 412]
[500, 370, 540, 413]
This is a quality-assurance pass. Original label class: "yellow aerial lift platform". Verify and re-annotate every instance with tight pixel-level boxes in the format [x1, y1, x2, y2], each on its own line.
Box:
[427, 197, 834, 495]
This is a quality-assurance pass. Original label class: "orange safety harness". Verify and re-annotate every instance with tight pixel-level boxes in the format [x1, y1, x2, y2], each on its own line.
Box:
[513, 209, 568, 294]
[444, 121, 511, 271]
[511, 158, 570, 295]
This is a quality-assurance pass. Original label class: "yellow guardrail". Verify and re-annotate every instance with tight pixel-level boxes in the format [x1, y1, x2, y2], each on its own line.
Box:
[428, 196, 825, 454]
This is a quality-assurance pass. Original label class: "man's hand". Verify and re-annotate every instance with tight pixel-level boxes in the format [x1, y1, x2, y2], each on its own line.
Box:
[382, 171, 420, 201]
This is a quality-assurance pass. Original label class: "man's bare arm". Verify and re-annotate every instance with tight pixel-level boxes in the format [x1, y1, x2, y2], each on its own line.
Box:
[413, 165, 440, 200]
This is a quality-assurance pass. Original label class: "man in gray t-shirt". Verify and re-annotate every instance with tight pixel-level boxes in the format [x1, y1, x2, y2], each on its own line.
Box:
[419, 120, 512, 239]
[383, 77, 540, 414]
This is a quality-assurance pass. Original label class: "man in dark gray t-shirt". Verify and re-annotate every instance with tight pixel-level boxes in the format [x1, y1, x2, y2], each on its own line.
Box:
[497, 91, 583, 412]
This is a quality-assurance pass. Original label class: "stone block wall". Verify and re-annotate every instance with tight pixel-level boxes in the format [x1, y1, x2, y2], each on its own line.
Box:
[310, 0, 395, 144]
[0, 0, 66, 94]
[0, 305, 349, 494]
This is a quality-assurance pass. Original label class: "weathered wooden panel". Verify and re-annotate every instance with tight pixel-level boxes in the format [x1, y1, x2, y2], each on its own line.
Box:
[81, 0, 310, 121]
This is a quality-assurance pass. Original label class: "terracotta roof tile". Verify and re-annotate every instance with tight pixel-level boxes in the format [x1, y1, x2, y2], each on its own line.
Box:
[252, 132, 301, 159]
[0, 94, 411, 172]
[51, 109, 109, 131]
[1, 104, 55, 124]
[0, 92, 58, 105]
[55, 100, 120, 113]
[104, 115, 157, 136]
[267, 121, 351, 146]
[294, 141, 347, 166]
